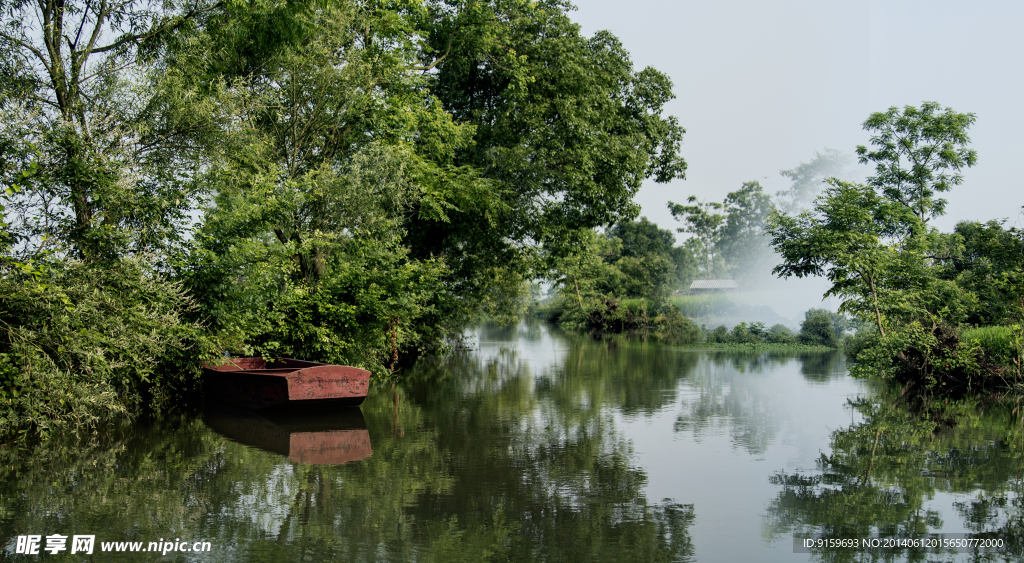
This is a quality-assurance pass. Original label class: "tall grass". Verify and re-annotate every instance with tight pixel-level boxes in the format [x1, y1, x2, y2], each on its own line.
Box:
[961, 325, 1023, 373]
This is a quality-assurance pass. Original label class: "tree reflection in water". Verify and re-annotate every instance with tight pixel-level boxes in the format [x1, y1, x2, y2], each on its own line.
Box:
[765, 394, 1024, 562]
[0, 331, 698, 562]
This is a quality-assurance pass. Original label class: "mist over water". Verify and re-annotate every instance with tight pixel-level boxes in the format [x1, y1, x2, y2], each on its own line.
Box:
[670, 148, 857, 328]
[727, 276, 839, 328]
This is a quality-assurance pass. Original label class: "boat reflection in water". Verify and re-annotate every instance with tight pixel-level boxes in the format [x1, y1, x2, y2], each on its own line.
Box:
[205, 403, 372, 465]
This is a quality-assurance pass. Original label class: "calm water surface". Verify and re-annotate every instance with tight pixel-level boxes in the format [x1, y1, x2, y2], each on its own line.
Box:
[2, 322, 1022, 562]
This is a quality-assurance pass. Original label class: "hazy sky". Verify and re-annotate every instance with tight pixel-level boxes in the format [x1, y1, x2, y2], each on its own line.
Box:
[571, 0, 1024, 240]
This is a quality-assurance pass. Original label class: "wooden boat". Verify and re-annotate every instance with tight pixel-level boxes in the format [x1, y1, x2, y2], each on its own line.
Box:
[205, 404, 372, 465]
[203, 357, 370, 410]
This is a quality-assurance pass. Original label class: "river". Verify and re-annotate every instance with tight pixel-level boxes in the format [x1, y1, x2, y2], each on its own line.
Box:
[1, 321, 1021, 561]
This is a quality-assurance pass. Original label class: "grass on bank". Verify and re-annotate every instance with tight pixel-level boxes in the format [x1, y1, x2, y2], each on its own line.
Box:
[961, 325, 1022, 373]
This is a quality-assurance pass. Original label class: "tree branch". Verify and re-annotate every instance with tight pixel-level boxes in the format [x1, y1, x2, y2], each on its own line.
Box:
[0, 31, 55, 77]
[87, 1, 222, 55]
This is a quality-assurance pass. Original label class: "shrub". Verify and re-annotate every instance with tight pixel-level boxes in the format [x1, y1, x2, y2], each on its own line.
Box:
[768, 324, 797, 344]
[800, 313, 838, 347]
[0, 259, 213, 438]
[707, 325, 731, 343]
[551, 296, 700, 344]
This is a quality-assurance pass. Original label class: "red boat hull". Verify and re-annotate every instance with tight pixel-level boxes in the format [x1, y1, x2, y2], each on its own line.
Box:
[203, 357, 370, 410]
[205, 405, 372, 465]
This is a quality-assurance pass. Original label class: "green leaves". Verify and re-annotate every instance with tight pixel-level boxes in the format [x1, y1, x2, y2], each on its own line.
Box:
[423, 0, 686, 261]
[857, 101, 978, 223]
[767, 179, 936, 336]
[0, 258, 212, 438]
[668, 196, 725, 279]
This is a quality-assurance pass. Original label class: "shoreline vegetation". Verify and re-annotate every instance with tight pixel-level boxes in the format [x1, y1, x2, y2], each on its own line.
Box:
[0, 0, 691, 438]
[540, 101, 1024, 420]
[536, 290, 849, 351]
[767, 103, 1024, 410]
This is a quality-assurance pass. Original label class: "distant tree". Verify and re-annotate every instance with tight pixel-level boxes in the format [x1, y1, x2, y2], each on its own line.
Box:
[707, 325, 731, 343]
[803, 308, 850, 340]
[668, 197, 724, 279]
[857, 102, 977, 224]
[669, 246, 699, 291]
[777, 149, 852, 213]
[768, 324, 796, 344]
[799, 312, 838, 347]
[719, 181, 774, 282]
[611, 217, 697, 291]
[612, 218, 675, 259]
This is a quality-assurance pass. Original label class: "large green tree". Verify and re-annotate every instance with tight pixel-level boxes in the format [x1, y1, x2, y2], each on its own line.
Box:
[0, 0, 219, 260]
[416, 0, 687, 289]
[767, 180, 913, 336]
[182, 1, 489, 370]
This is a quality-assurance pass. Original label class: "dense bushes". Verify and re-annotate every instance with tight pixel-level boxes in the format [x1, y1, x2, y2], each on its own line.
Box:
[546, 297, 702, 345]
[839, 220, 1024, 401]
[0, 259, 212, 437]
[546, 221, 701, 343]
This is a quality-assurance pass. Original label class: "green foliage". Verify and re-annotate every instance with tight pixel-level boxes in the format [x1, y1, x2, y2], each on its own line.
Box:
[670, 181, 774, 282]
[718, 181, 774, 282]
[961, 325, 1022, 373]
[768, 179, 920, 335]
[768, 103, 1024, 401]
[768, 324, 797, 344]
[798, 313, 837, 348]
[0, 259, 212, 437]
[697, 319, 828, 348]
[848, 321, 1000, 400]
[188, 190, 451, 376]
[939, 220, 1024, 325]
[610, 217, 696, 296]
[0, 0, 692, 434]
[803, 308, 849, 340]
[0, 0, 210, 261]
[668, 196, 724, 279]
[551, 296, 701, 345]
[857, 101, 978, 223]
[424, 0, 687, 258]
[547, 224, 700, 342]
[180, 3, 505, 375]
